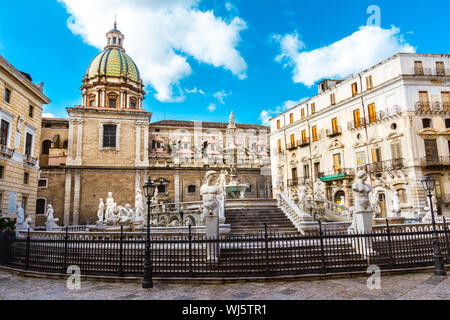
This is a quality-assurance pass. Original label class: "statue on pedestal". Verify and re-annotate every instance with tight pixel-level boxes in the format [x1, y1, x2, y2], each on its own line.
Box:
[15, 203, 32, 237]
[370, 194, 381, 218]
[314, 178, 325, 200]
[200, 171, 221, 221]
[97, 198, 105, 223]
[277, 169, 284, 190]
[45, 204, 59, 231]
[217, 170, 228, 192]
[352, 171, 373, 212]
[134, 189, 144, 222]
[390, 191, 402, 218]
[228, 111, 236, 128]
[297, 185, 312, 216]
[104, 192, 115, 221]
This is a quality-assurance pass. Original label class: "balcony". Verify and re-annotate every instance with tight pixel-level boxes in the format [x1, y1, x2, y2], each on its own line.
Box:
[24, 154, 37, 166]
[410, 67, 450, 77]
[287, 178, 298, 187]
[326, 127, 342, 137]
[319, 168, 355, 182]
[347, 118, 366, 130]
[286, 142, 298, 150]
[416, 101, 450, 114]
[297, 138, 310, 148]
[421, 156, 450, 168]
[366, 159, 405, 173]
[0, 145, 14, 158]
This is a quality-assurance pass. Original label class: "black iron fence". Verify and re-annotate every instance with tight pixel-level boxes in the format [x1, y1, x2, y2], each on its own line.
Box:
[1, 222, 450, 278]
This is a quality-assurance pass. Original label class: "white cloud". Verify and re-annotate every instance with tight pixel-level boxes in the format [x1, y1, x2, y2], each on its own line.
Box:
[59, 0, 247, 102]
[213, 90, 231, 104]
[42, 113, 55, 118]
[185, 87, 205, 95]
[274, 26, 415, 87]
[258, 98, 307, 126]
[225, 2, 239, 15]
[207, 103, 216, 112]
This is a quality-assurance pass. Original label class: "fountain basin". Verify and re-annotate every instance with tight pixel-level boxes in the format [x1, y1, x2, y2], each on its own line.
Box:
[225, 185, 248, 199]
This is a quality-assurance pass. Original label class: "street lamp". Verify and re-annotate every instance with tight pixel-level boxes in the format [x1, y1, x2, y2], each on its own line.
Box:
[421, 173, 446, 276]
[142, 177, 156, 288]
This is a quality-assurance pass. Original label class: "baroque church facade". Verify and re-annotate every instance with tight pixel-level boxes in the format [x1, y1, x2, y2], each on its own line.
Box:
[36, 24, 271, 226]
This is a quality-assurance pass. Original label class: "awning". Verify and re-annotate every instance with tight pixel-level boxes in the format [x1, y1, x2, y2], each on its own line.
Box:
[320, 173, 347, 182]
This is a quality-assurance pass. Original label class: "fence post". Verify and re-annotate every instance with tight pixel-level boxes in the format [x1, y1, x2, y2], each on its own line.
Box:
[386, 219, 395, 269]
[63, 226, 68, 273]
[119, 225, 124, 277]
[318, 221, 326, 274]
[264, 223, 270, 277]
[188, 224, 193, 278]
[443, 217, 450, 264]
[25, 228, 30, 270]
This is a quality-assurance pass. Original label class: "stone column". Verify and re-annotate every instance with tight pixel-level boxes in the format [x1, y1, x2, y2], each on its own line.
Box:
[103, 90, 106, 107]
[143, 124, 149, 165]
[63, 170, 72, 226]
[75, 120, 83, 163]
[120, 92, 124, 108]
[174, 173, 180, 203]
[67, 120, 74, 160]
[135, 170, 141, 194]
[135, 123, 141, 163]
[96, 91, 100, 107]
[73, 171, 81, 225]
[127, 94, 131, 109]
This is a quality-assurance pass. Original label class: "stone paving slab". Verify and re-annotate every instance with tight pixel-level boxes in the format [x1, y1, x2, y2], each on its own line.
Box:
[1, 270, 450, 300]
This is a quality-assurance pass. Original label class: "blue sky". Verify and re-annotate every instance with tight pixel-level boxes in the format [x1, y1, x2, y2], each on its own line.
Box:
[0, 0, 448, 125]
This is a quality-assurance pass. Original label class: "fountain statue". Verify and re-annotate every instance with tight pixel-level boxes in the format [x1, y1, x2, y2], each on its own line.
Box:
[390, 190, 402, 218]
[349, 170, 374, 232]
[97, 198, 105, 223]
[15, 203, 32, 237]
[45, 204, 60, 231]
[314, 178, 325, 200]
[134, 189, 144, 222]
[297, 185, 311, 215]
[200, 171, 221, 221]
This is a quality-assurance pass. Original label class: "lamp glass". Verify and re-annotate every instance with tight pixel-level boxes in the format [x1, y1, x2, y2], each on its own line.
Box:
[143, 178, 156, 199]
[422, 173, 435, 192]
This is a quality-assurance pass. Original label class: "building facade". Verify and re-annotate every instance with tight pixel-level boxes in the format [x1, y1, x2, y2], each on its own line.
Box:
[0, 54, 50, 222]
[270, 53, 450, 219]
[37, 24, 270, 226]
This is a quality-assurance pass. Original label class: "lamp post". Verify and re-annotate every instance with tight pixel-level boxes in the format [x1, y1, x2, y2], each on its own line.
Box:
[421, 173, 446, 276]
[142, 177, 156, 288]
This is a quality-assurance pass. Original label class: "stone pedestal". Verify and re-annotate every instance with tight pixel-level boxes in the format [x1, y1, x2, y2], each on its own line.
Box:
[205, 215, 219, 262]
[349, 210, 374, 259]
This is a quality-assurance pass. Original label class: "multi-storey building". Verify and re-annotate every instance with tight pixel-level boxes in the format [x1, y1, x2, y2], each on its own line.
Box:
[0, 54, 50, 222]
[270, 53, 450, 219]
[37, 24, 270, 226]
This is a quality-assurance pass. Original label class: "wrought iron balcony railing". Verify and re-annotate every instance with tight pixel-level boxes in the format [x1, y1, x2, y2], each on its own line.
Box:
[326, 127, 342, 137]
[286, 142, 298, 150]
[421, 156, 450, 167]
[297, 138, 310, 148]
[320, 168, 355, 181]
[366, 158, 405, 173]
[416, 101, 450, 113]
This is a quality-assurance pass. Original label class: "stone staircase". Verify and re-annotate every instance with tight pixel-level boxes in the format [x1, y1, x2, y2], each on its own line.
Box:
[225, 201, 301, 236]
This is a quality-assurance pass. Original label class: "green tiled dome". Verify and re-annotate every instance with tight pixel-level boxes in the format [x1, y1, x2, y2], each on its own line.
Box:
[86, 48, 140, 82]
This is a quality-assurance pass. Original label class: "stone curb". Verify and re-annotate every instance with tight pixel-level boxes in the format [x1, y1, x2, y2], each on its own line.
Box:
[1, 264, 448, 285]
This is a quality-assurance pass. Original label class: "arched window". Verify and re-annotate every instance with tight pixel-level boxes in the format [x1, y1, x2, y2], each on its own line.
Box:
[41, 140, 51, 155]
[36, 198, 46, 215]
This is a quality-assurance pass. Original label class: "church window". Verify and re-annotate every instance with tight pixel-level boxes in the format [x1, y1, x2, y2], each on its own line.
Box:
[187, 185, 197, 194]
[103, 124, 117, 148]
[109, 99, 117, 108]
[157, 185, 166, 194]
